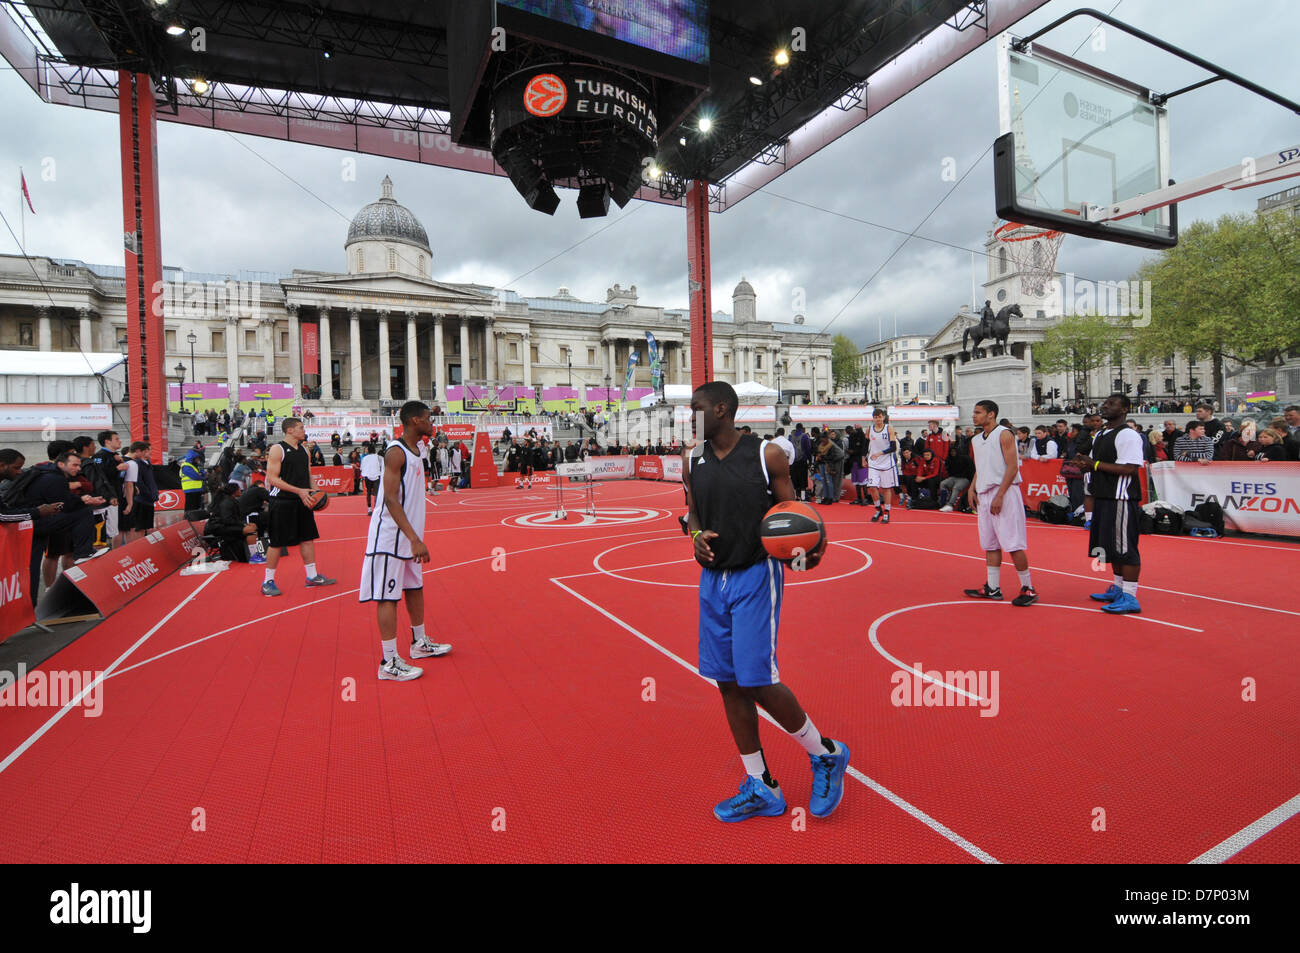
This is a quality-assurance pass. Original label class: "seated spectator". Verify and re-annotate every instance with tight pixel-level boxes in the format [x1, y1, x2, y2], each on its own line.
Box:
[912, 448, 943, 503]
[938, 449, 974, 512]
[1029, 425, 1059, 460]
[898, 448, 919, 503]
[204, 481, 259, 562]
[1015, 427, 1033, 459]
[1148, 429, 1168, 462]
[1173, 422, 1215, 463]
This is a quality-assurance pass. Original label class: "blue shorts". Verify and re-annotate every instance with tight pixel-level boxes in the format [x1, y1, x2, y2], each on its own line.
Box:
[698, 557, 784, 688]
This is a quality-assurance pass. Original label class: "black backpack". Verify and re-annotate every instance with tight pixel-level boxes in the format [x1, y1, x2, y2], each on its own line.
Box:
[1193, 500, 1225, 537]
[1039, 494, 1072, 524]
[1, 464, 47, 509]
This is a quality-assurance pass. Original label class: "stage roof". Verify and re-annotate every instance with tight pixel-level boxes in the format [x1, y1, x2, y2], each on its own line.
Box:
[1, 0, 1050, 211]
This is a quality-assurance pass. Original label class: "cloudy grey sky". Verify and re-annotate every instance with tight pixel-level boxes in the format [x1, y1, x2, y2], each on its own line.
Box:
[1, 0, 1295, 350]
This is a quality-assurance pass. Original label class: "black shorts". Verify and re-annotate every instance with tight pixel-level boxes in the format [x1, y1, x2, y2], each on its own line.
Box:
[268, 497, 320, 548]
[124, 501, 155, 532]
[45, 531, 73, 557]
[364, 478, 379, 496]
[1089, 497, 1141, 566]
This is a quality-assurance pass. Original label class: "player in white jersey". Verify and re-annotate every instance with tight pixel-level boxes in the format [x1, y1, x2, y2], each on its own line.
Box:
[963, 400, 1038, 606]
[866, 407, 899, 524]
[359, 401, 452, 681]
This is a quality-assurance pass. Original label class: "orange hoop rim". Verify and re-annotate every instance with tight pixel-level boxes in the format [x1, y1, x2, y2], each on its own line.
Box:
[994, 208, 1080, 242]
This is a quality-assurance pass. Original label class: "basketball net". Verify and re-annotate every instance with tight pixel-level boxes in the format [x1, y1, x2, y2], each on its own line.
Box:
[993, 211, 1075, 298]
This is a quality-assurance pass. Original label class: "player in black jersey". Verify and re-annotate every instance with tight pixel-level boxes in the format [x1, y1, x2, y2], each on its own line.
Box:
[684, 381, 850, 823]
[260, 417, 337, 596]
[516, 438, 535, 489]
[1071, 394, 1145, 614]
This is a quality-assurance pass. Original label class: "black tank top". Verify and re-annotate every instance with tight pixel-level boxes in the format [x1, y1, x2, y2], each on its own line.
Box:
[689, 433, 772, 570]
[272, 440, 310, 497]
[1089, 427, 1134, 501]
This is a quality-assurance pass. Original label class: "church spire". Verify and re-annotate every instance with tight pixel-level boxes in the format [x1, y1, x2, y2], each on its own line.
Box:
[380, 175, 394, 201]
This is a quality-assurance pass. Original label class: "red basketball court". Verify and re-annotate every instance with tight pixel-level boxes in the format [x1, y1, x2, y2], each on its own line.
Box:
[2, 479, 1296, 863]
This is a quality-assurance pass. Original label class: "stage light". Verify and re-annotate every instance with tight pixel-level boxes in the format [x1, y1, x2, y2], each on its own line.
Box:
[679, 136, 687, 146]
[749, 76, 763, 86]
[775, 49, 790, 66]
[646, 163, 661, 180]
[166, 24, 186, 36]
[697, 117, 712, 133]
[190, 78, 210, 94]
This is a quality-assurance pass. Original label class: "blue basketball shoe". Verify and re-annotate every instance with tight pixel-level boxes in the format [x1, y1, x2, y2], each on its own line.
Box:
[1101, 592, 1141, 614]
[713, 775, 786, 822]
[1090, 584, 1122, 602]
[809, 740, 851, 818]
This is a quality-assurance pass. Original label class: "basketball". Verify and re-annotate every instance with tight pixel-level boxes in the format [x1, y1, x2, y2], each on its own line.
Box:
[306, 490, 330, 512]
[760, 501, 826, 564]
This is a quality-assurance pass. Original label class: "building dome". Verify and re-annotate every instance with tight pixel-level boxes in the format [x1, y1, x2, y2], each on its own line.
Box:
[733, 277, 755, 297]
[346, 176, 430, 253]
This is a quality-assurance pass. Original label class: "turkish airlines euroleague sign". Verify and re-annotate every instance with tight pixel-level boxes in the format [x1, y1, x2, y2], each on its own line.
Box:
[492, 66, 658, 149]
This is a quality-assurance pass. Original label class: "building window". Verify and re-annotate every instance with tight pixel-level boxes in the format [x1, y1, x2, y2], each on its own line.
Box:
[531, 345, 539, 364]
[587, 347, 595, 364]
[388, 247, 397, 271]
[356, 249, 365, 272]
[1187, 357, 1197, 368]
[724, 353, 731, 369]
[1164, 377, 1175, 392]
[903, 382, 909, 396]
[212, 330, 224, 351]
[417, 255, 425, 275]
[279, 331, 288, 352]
[755, 354, 762, 369]
[244, 330, 256, 350]
[999, 247, 1008, 275]
[510, 342, 518, 360]
[920, 381, 927, 395]
[165, 329, 177, 351]
[18, 323, 33, 347]
[1163, 354, 1174, 366]
[801, 360, 807, 373]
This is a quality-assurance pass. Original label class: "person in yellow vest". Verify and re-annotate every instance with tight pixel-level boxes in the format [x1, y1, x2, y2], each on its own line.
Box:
[180, 448, 206, 513]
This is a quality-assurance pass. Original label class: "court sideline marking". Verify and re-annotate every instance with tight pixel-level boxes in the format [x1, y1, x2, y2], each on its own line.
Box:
[549, 574, 1000, 864]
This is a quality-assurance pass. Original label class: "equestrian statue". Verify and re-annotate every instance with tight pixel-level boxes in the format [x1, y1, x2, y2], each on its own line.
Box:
[963, 301, 1021, 356]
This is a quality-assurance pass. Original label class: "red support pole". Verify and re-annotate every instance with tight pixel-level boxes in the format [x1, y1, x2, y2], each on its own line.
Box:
[686, 179, 713, 389]
[119, 71, 168, 464]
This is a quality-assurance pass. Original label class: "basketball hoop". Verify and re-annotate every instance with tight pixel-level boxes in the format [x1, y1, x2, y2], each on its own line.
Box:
[993, 209, 1077, 298]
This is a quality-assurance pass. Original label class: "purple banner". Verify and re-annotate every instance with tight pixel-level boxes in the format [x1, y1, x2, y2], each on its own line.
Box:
[237, 383, 295, 402]
[168, 383, 229, 401]
[542, 387, 580, 401]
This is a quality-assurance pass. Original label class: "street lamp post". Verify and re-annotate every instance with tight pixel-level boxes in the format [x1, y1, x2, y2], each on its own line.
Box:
[604, 373, 612, 411]
[568, 355, 572, 388]
[176, 362, 188, 413]
[187, 330, 198, 402]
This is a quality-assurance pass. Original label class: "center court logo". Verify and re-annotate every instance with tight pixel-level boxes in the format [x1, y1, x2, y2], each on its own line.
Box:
[891, 663, 999, 717]
[507, 507, 664, 528]
[524, 74, 567, 117]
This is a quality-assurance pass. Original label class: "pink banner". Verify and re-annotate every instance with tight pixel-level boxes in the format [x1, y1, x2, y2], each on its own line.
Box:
[301, 322, 319, 376]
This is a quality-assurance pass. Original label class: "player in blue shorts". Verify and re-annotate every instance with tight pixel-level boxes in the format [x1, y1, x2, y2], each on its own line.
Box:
[683, 381, 850, 822]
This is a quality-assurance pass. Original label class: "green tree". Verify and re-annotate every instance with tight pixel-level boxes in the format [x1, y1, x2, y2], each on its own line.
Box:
[1034, 313, 1119, 400]
[1131, 212, 1300, 407]
[831, 333, 860, 389]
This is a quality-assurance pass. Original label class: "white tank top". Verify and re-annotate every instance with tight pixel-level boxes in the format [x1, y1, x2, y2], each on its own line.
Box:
[364, 440, 426, 557]
[867, 423, 894, 470]
[972, 425, 1021, 492]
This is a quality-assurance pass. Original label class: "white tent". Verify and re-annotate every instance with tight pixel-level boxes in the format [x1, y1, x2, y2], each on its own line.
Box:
[734, 380, 778, 401]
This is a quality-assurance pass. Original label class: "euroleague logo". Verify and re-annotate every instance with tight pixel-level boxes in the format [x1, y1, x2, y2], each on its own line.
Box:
[524, 74, 567, 117]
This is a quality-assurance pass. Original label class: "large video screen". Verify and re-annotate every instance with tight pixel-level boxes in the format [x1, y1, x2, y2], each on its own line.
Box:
[498, 1, 709, 66]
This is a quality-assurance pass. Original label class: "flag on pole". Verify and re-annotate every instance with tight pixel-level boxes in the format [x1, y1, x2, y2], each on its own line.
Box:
[20, 170, 35, 214]
[621, 349, 640, 410]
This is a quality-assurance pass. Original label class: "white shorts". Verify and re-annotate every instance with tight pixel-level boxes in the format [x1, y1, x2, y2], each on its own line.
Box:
[359, 553, 423, 603]
[867, 466, 898, 489]
[96, 505, 118, 539]
[976, 485, 1028, 553]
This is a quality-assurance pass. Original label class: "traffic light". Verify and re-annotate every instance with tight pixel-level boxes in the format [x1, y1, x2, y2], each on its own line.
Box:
[1124, 382, 1133, 394]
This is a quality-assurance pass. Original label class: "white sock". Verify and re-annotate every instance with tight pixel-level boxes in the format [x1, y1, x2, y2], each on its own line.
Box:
[1112, 574, 1123, 587]
[740, 750, 767, 781]
[1121, 580, 1138, 596]
[883, 503, 891, 511]
[1017, 569, 1032, 588]
[264, 569, 275, 585]
[412, 623, 426, 643]
[790, 716, 837, 757]
[987, 566, 1000, 590]
[381, 639, 397, 662]
[304, 562, 317, 579]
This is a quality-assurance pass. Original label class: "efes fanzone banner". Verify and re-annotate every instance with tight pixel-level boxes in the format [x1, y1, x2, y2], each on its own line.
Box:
[1151, 461, 1300, 537]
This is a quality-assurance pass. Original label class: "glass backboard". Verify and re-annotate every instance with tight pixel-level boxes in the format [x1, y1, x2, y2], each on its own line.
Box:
[995, 34, 1176, 248]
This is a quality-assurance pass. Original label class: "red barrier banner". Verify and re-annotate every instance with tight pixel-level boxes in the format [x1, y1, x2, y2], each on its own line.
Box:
[0, 521, 36, 636]
[311, 466, 354, 495]
[435, 423, 476, 442]
[634, 456, 664, 480]
[39, 519, 200, 622]
[155, 488, 185, 511]
[1018, 459, 1147, 512]
[1151, 461, 1300, 537]
[661, 455, 683, 482]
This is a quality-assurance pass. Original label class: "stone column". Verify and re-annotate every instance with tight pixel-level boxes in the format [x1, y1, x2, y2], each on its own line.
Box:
[286, 303, 302, 401]
[377, 309, 392, 401]
[1023, 342, 1034, 399]
[78, 307, 93, 351]
[459, 317, 470, 384]
[37, 307, 51, 351]
[432, 313, 445, 402]
[521, 331, 532, 389]
[319, 309, 333, 404]
[348, 307, 363, 401]
[606, 338, 616, 380]
[485, 318, 497, 382]
[405, 310, 420, 400]
[225, 312, 240, 404]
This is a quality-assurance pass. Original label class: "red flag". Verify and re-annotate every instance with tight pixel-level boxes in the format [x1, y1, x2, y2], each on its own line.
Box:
[20, 171, 35, 214]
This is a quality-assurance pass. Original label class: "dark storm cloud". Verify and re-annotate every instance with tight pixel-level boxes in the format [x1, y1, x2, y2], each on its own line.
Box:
[1, 0, 1294, 349]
